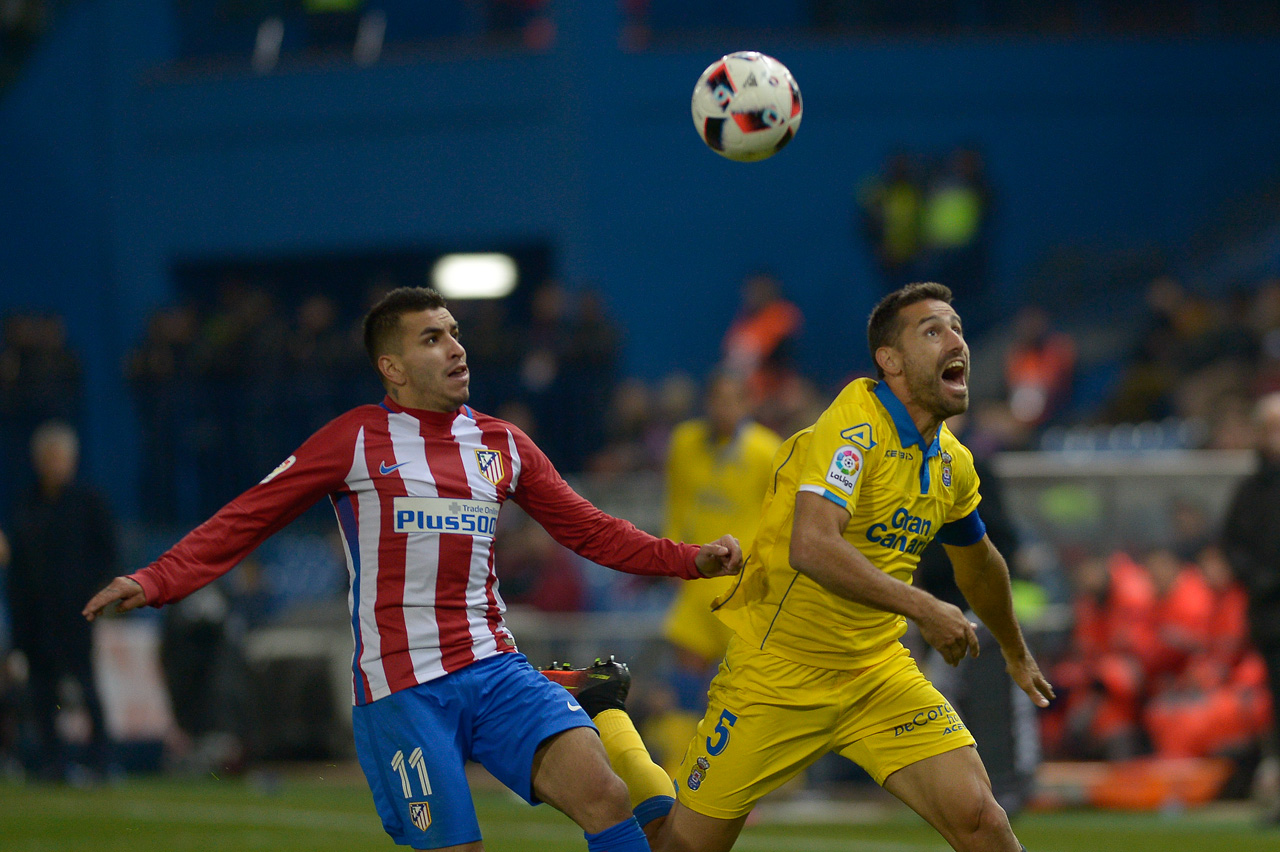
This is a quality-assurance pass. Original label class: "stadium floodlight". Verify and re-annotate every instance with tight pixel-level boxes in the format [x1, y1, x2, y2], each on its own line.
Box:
[431, 253, 518, 299]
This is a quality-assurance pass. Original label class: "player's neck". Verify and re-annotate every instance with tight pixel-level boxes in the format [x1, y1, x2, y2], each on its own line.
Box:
[908, 409, 942, 445]
[882, 376, 942, 443]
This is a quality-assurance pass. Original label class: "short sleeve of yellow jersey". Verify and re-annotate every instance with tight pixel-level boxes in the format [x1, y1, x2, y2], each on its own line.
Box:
[941, 436, 982, 525]
[795, 401, 875, 513]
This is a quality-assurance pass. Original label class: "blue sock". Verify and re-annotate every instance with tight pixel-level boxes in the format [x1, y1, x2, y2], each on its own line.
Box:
[632, 794, 675, 828]
[584, 816, 650, 852]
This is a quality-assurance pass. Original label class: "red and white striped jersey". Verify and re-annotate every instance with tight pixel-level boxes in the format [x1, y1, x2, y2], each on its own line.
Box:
[131, 397, 703, 704]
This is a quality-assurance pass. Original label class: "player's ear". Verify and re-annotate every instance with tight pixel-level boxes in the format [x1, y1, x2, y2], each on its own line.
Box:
[378, 352, 407, 387]
[875, 346, 901, 377]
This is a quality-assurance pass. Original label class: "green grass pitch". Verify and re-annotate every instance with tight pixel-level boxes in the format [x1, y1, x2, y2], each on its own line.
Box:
[1, 771, 1276, 851]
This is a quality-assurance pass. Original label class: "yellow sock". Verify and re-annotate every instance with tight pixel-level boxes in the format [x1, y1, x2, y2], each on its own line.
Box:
[594, 708, 675, 809]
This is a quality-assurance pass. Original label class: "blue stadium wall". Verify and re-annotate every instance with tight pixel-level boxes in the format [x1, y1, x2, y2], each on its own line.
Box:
[3, 0, 1280, 516]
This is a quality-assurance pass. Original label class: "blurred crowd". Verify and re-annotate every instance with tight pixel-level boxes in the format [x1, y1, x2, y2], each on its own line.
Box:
[7, 264, 1280, 541]
[165, 1, 1280, 71]
[621, 0, 1280, 46]
[1043, 543, 1271, 767]
[174, 0, 556, 68]
[857, 147, 994, 331]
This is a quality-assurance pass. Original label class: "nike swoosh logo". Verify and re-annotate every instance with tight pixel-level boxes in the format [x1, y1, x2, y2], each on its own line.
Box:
[379, 461, 409, 475]
[567, 701, 583, 712]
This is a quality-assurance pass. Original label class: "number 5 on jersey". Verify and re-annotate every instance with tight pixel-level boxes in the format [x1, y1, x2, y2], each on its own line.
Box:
[706, 709, 738, 756]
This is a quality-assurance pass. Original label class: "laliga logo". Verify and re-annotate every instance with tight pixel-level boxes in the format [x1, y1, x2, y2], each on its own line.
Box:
[836, 449, 860, 475]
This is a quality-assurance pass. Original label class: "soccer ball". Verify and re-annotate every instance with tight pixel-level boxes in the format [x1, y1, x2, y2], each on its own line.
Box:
[691, 51, 802, 162]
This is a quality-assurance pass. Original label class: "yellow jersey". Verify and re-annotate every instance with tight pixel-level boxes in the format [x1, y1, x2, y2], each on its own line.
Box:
[662, 419, 782, 547]
[714, 378, 985, 670]
[662, 419, 781, 662]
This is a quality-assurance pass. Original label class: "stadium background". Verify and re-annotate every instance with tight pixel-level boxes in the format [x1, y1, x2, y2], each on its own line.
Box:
[4, 1, 1280, 849]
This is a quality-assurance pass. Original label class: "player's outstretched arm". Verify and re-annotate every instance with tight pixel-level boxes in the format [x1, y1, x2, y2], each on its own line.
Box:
[694, 534, 743, 577]
[82, 576, 147, 622]
[944, 536, 1055, 708]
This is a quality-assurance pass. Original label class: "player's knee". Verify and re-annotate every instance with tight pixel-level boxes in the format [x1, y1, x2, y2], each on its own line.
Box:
[598, 768, 632, 809]
[954, 794, 1012, 850]
[588, 770, 634, 825]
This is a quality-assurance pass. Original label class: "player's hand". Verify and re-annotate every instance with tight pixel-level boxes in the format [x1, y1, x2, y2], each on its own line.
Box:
[694, 534, 743, 578]
[82, 577, 147, 622]
[916, 600, 980, 667]
[1002, 646, 1055, 708]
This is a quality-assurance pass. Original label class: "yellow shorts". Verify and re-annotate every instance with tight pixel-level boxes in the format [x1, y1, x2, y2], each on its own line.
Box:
[675, 634, 976, 819]
[661, 575, 736, 664]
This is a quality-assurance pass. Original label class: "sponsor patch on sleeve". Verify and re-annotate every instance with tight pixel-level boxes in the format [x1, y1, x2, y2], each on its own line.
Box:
[260, 455, 296, 484]
[825, 445, 863, 495]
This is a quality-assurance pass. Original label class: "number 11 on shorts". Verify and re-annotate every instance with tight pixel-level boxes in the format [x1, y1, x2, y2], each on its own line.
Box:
[706, 709, 738, 756]
[391, 747, 433, 798]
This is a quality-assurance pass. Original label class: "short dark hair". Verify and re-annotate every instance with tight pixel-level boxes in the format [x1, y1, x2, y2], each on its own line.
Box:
[866, 282, 953, 378]
[362, 286, 449, 366]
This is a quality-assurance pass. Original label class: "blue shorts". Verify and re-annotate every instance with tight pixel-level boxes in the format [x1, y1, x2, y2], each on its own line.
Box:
[352, 652, 595, 849]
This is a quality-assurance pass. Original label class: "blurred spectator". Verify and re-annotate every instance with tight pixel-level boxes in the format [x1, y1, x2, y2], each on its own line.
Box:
[561, 287, 623, 468]
[857, 151, 924, 292]
[286, 294, 364, 440]
[919, 147, 992, 332]
[160, 572, 256, 776]
[721, 270, 803, 404]
[1140, 546, 1212, 687]
[588, 379, 660, 476]
[1105, 276, 1226, 425]
[126, 305, 199, 524]
[752, 371, 827, 443]
[1144, 544, 1272, 763]
[4, 421, 116, 782]
[0, 313, 83, 517]
[1221, 392, 1280, 824]
[519, 280, 622, 471]
[1043, 551, 1154, 760]
[189, 280, 290, 515]
[492, 506, 585, 613]
[647, 371, 780, 773]
[1003, 305, 1077, 429]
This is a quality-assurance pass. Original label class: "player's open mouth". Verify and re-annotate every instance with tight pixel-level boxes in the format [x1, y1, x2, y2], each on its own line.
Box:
[448, 365, 469, 381]
[940, 359, 967, 392]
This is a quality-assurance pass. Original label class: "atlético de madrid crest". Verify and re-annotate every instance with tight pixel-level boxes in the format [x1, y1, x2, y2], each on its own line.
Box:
[475, 450, 504, 486]
[409, 801, 432, 831]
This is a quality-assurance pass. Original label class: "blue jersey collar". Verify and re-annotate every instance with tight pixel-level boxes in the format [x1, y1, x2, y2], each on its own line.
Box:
[873, 380, 942, 492]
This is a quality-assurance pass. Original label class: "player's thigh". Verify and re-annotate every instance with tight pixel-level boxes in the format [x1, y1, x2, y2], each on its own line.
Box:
[674, 637, 839, 820]
[469, 653, 598, 805]
[351, 684, 480, 849]
[834, 647, 976, 787]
